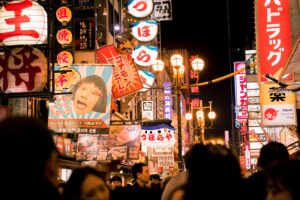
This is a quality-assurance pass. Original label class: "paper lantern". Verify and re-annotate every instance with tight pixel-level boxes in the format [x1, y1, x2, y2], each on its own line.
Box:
[56, 28, 73, 45]
[0, 0, 47, 46]
[56, 6, 72, 24]
[127, 0, 153, 18]
[132, 45, 158, 66]
[0, 46, 47, 93]
[131, 20, 158, 42]
[57, 50, 73, 66]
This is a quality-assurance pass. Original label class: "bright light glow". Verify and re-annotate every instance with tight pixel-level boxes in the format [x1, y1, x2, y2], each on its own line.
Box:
[191, 58, 205, 71]
[196, 110, 204, 120]
[114, 25, 120, 31]
[170, 54, 183, 66]
[152, 59, 165, 72]
[208, 111, 216, 119]
[185, 113, 192, 120]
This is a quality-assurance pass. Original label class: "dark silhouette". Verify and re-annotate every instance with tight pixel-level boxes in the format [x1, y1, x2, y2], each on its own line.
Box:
[265, 160, 300, 200]
[0, 116, 62, 200]
[245, 141, 290, 200]
[182, 143, 242, 200]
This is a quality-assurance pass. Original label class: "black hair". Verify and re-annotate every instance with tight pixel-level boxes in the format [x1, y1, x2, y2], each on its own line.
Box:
[111, 175, 122, 182]
[258, 141, 289, 169]
[63, 166, 107, 200]
[131, 163, 147, 180]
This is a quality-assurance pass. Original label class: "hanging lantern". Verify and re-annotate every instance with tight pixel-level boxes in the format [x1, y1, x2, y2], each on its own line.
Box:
[127, 0, 153, 18]
[132, 45, 158, 67]
[56, 28, 73, 46]
[0, 46, 47, 93]
[57, 50, 73, 66]
[0, 0, 48, 46]
[56, 6, 72, 25]
[131, 20, 158, 42]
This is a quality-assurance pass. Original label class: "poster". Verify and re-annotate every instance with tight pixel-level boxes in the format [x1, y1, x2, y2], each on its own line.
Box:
[48, 64, 113, 134]
[108, 124, 141, 160]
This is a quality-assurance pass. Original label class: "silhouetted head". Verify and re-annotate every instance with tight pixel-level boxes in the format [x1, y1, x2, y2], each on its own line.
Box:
[258, 141, 289, 169]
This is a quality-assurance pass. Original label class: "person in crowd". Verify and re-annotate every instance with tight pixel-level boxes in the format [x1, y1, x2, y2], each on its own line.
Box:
[63, 166, 110, 200]
[265, 160, 300, 200]
[126, 162, 158, 200]
[169, 143, 243, 200]
[110, 175, 122, 190]
[244, 141, 290, 200]
[150, 174, 162, 199]
[0, 116, 62, 200]
[72, 75, 107, 115]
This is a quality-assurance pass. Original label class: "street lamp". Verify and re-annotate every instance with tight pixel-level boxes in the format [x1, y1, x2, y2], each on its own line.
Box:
[152, 54, 204, 172]
[193, 100, 216, 143]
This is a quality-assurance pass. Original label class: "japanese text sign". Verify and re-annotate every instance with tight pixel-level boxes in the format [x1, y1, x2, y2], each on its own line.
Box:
[96, 44, 143, 98]
[131, 20, 158, 42]
[0, 46, 47, 93]
[256, 0, 292, 82]
[0, 0, 48, 46]
[132, 45, 158, 66]
[260, 83, 297, 126]
[127, 0, 154, 18]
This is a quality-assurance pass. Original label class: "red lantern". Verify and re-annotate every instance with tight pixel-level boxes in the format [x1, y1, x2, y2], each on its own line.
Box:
[0, 0, 48, 46]
[57, 51, 73, 66]
[56, 29, 73, 45]
[56, 6, 72, 25]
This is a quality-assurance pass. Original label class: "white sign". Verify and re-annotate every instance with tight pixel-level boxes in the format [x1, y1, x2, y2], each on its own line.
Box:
[127, 0, 154, 18]
[132, 45, 158, 66]
[141, 101, 154, 120]
[131, 20, 158, 42]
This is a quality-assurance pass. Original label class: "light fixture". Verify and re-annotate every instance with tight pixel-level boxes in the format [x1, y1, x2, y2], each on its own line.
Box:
[185, 113, 192, 120]
[152, 59, 165, 73]
[208, 111, 216, 119]
[191, 57, 204, 71]
[170, 54, 183, 66]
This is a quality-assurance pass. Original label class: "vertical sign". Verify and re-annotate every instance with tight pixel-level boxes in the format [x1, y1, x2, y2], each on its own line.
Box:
[256, 0, 292, 82]
[234, 61, 248, 121]
[141, 101, 154, 120]
[164, 82, 172, 119]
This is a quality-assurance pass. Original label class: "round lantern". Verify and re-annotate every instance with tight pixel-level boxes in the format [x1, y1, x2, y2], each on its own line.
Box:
[0, 1, 48, 46]
[56, 29, 73, 45]
[57, 50, 73, 66]
[0, 46, 47, 93]
[56, 6, 72, 24]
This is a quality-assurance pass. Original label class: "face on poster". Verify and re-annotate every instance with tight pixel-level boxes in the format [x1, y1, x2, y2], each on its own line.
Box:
[48, 65, 113, 133]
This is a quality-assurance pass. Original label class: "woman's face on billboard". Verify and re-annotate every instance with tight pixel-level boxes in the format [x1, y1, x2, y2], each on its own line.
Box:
[73, 83, 101, 114]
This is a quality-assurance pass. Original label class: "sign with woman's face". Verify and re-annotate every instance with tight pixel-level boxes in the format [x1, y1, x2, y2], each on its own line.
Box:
[48, 65, 113, 134]
[73, 82, 102, 114]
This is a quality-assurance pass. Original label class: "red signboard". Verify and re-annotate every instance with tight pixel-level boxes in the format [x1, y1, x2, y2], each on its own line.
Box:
[96, 45, 143, 98]
[256, 0, 292, 82]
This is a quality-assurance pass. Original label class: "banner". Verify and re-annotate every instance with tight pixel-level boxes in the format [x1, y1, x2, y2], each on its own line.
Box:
[256, 0, 292, 82]
[48, 64, 113, 134]
[96, 45, 143, 98]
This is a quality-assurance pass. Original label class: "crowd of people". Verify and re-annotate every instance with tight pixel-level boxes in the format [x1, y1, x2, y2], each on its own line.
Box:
[1, 116, 300, 200]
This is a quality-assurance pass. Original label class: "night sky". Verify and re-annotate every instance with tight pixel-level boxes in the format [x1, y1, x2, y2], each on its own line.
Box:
[160, 0, 255, 138]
